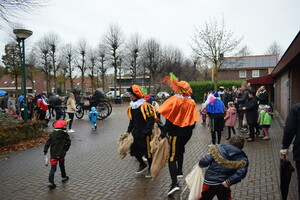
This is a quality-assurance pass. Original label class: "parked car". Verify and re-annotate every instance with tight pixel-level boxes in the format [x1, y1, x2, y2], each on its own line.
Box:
[106, 91, 120, 99]
[121, 92, 130, 98]
[157, 92, 170, 99]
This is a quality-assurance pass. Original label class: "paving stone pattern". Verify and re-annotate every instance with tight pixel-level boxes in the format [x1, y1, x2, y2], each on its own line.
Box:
[0, 105, 298, 200]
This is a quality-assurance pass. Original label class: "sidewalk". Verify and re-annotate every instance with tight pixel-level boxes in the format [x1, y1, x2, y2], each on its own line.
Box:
[0, 106, 298, 200]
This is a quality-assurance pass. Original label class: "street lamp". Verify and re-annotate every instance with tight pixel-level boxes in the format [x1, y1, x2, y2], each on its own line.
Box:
[13, 29, 33, 123]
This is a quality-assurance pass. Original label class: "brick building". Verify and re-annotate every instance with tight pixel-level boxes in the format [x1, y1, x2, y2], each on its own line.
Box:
[218, 55, 278, 81]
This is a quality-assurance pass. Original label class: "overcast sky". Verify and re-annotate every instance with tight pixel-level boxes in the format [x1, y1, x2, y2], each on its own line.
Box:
[0, 0, 299, 62]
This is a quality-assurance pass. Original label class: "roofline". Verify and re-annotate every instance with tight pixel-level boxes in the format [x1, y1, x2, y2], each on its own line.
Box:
[224, 54, 278, 59]
[271, 31, 300, 77]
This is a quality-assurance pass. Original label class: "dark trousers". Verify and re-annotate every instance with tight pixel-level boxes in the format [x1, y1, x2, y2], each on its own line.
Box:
[68, 113, 74, 129]
[49, 160, 66, 184]
[226, 127, 235, 139]
[168, 135, 191, 184]
[296, 161, 300, 199]
[249, 123, 255, 139]
[200, 184, 232, 200]
[211, 131, 222, 144]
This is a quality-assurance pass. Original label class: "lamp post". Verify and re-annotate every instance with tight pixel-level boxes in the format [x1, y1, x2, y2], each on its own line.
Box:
[13, 29, 33, 123]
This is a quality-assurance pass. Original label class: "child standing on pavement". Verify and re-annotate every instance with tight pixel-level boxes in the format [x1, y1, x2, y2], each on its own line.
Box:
[44, 120, 71, 189]
[89, 107, 98, 130]
[258, 105, 273, 140]
[224, 102, 237, 140]
[199, 135, 249, 200]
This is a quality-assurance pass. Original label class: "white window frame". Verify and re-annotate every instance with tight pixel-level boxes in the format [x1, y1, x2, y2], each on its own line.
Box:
[239, 70, 247, 78]
[252, 70, 259, 77]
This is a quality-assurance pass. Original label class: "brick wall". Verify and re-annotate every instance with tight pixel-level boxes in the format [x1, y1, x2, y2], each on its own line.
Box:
[218, 69, 269, 81]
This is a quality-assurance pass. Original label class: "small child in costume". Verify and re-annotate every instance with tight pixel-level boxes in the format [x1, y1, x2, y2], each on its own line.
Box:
[224, 102, 237, 140]
[89, 106, 99, 130]
[258, 105, 273, 140]
[44, 120, 71, 189]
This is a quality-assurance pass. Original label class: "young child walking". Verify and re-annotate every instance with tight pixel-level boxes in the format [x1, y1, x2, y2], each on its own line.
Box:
[199, 135, 249, 200]
[89, 106, 99, 130]
[258, 105, 273, 140]
[224, 102, 237, 140]
[44, 120, 71, 189]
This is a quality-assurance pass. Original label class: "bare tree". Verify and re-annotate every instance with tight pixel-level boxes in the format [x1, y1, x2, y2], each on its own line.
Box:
[63, 43, 76, 92]
[0, 0, 47, 25]
[36, 36, 51, 93]
[87, 48, 97, 93]
[265, 41, 282, 57]
[191, 18, 243, 90]
[46, 32, 61, 94]
[97, 43, 108, 91]
[125, 33, 142, 84]
[103, 24, 124, 97]
[142, 38, 162, 94]
[26, 49, 39, 93]
[76, 39, 88, 93]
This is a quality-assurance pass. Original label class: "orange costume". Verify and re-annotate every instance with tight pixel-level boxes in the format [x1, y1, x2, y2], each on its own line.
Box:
[157, 73, 199, 195]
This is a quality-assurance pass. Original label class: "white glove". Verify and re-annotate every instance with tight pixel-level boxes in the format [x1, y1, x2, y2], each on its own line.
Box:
[280, 149, 288, 155]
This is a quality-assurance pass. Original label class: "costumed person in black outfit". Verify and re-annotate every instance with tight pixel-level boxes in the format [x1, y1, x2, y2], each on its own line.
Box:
[126, 85, 157, 178]
[158, 73, 199, 195]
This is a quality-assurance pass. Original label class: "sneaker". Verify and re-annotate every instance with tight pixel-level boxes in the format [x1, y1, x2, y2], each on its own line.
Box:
[47, 182, 56, 189]
[62, 176, 69, 182]
[68, 129, 75, 133]
[247, 138, 254, 142]
[177, 171, 183, 178]
[259, 134, 265, 137]
[135, 165, 148, 174]
[145, 171, 152, 178]
[263, 136, 270, 140]
[168, 183, 180, 195]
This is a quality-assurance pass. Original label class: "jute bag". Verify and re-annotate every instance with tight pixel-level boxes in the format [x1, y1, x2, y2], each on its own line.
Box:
[117, 133, 134, 159]
[150, 124, 170, 180]
[181, 164, 204, 200]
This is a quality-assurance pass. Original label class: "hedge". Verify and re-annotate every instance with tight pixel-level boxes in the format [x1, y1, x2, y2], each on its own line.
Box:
[189, 80, 246, 103]
[0, 114, 46, 147]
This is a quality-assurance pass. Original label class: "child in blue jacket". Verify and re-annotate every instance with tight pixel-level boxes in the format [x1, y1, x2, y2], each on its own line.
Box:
[89, 107, 98, 130]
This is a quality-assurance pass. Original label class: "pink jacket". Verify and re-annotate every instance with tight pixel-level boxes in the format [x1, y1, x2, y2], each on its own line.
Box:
[224, 107, 237, 127]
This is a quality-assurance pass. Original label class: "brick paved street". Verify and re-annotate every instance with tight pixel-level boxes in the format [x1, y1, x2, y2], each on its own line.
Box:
[0, 104, 298, 200]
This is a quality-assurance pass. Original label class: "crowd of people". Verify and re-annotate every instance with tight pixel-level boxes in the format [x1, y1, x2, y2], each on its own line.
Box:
[200, 83, 273, 144]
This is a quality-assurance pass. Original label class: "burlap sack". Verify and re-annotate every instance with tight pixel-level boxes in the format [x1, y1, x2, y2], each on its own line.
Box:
[117, 133, 134, 159]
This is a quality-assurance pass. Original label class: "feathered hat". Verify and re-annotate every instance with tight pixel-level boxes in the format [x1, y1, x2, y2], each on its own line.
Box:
[163, 73, 192, 96]
[127, 84, 145, 98]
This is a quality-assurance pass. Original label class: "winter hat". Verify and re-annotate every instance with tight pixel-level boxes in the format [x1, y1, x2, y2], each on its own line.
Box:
[54, 120, 67, 129]
[128, 85, 145, 98]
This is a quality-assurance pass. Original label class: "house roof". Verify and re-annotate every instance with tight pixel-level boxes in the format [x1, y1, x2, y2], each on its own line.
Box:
[247, 74, 274, 85]
[271, 31, 300, 78]
[221, 55, 278, 69]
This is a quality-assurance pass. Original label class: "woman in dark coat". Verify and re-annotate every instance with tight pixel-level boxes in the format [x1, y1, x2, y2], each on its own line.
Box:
[242, 90, 258, 141]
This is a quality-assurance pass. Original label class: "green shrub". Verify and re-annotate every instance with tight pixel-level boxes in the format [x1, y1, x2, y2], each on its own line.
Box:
[189, 80, 246, 102]
[0, 120, 46, 147]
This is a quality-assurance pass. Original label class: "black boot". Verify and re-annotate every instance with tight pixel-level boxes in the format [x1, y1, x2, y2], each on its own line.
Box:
[226, 127, 231, 140]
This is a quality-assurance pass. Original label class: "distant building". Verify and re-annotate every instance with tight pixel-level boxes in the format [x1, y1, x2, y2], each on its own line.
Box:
[108, 75, 151, 93]
[218, 55, 278, 81]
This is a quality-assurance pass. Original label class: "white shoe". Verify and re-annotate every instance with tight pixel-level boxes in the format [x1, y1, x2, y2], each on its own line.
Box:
[68, 129, 75, 133]
[142, 156, 147, 162]
[263, 136, 270, 140]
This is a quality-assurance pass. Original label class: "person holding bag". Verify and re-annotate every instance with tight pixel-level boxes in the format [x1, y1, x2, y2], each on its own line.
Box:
[158, 73, 199, 196]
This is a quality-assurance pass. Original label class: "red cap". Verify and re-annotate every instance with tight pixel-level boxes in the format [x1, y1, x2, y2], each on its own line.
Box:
[54, 120, 67, 129]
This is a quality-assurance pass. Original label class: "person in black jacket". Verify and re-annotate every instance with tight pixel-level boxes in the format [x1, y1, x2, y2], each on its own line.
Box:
[199, 135, 249, 200]
[256, 85, 269, 105]
[44, 120, 71, 189]
[236, 84, 250, 131]
[280, 103, 300, 199]
[126, 85, 156, 178]
[242, 90, 258, 141]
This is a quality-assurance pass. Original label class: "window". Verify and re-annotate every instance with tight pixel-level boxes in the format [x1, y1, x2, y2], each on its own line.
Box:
[252, 70, 259, 77]
[239, 70, 247, 78]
